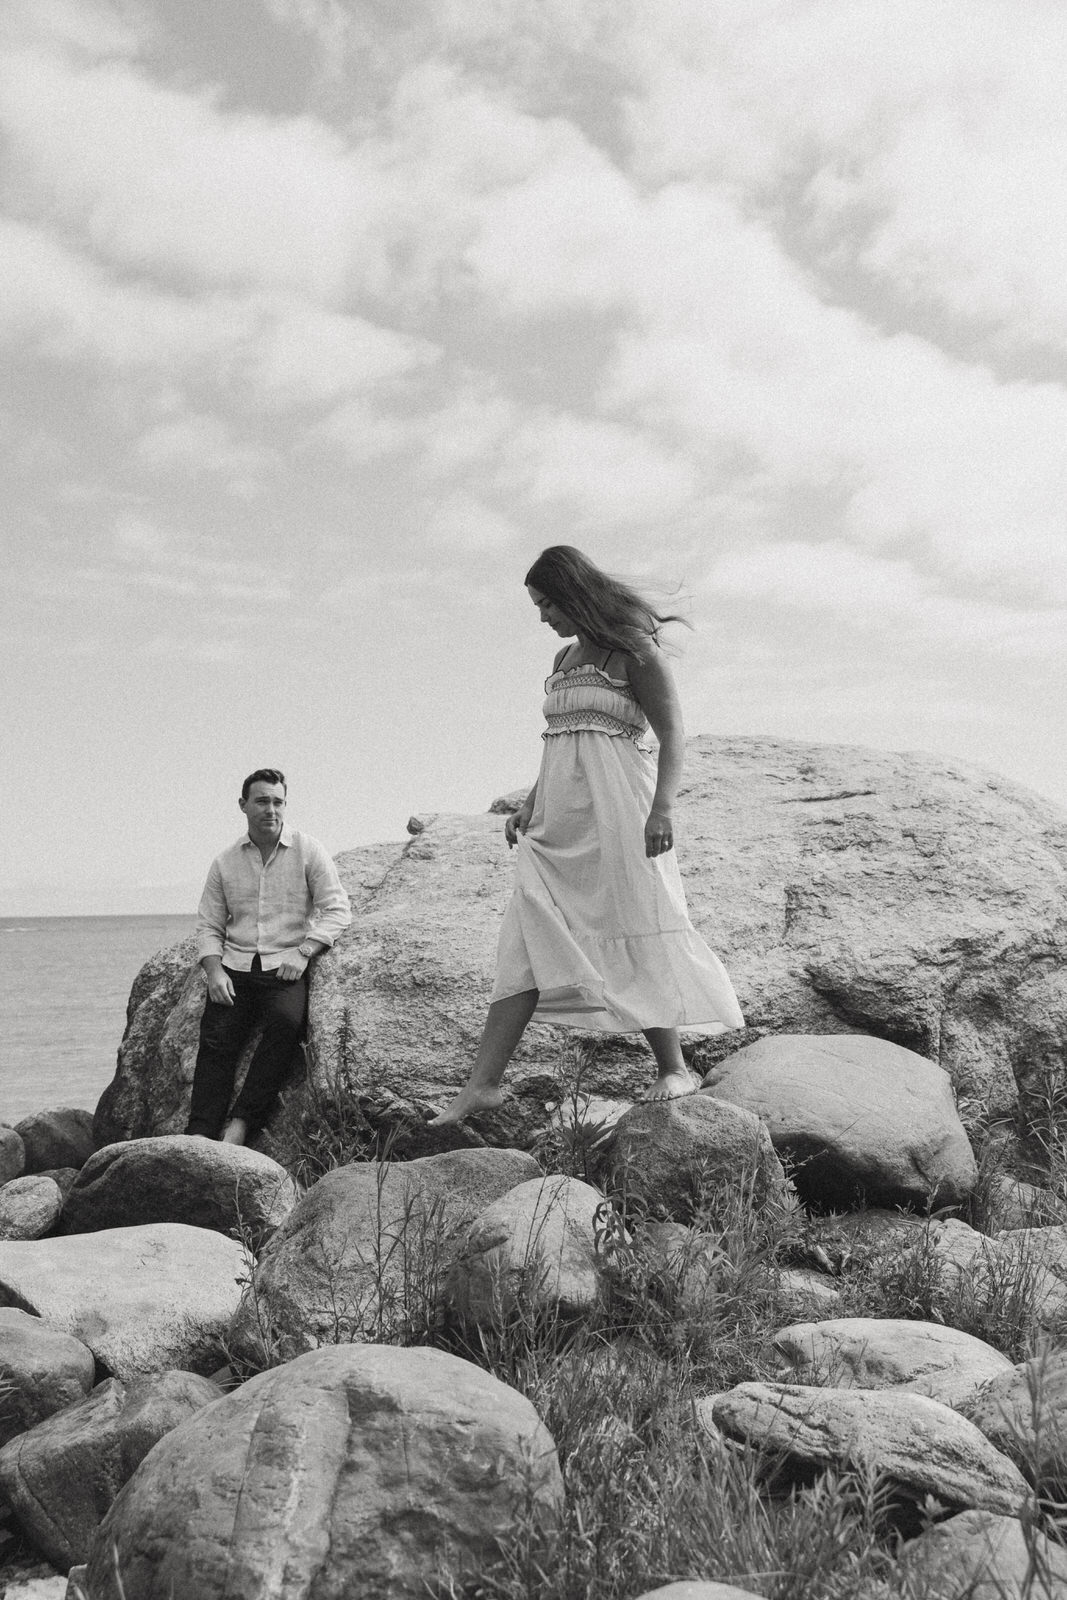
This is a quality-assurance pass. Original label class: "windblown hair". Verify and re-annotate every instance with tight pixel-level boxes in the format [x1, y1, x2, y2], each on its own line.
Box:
[525, 546, 689, 663]
[241, 768, 287, 801]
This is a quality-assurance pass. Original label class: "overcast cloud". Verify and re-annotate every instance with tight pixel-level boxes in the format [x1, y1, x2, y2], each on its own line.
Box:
[2, 0, 1065, 913]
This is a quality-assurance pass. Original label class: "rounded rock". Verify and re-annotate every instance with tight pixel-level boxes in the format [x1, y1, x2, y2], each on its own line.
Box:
[79, 1344, 563, 1600]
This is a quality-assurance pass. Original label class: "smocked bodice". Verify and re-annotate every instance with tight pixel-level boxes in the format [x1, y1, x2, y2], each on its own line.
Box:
[542, 664, 649, 743]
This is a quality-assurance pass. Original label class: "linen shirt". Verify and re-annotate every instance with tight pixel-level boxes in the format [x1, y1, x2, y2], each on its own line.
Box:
[196, 827, 351, 972]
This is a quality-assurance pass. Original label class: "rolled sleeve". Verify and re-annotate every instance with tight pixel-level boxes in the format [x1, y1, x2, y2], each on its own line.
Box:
[304, 843, 351, 948]
[196, 859, 228, 961]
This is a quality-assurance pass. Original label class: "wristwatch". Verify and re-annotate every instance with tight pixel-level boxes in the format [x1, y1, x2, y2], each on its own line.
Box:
[297, 942, 317, 960]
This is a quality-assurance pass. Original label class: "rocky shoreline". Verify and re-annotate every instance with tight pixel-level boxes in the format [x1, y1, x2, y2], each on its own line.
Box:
[1, 737, 1066, 1598]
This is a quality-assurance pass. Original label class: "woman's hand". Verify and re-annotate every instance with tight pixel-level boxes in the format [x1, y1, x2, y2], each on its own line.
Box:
[645, 807, 674, 857]
[505, 801, 534, 848]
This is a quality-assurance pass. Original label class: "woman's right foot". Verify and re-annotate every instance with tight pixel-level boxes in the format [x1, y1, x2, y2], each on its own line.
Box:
[427, 1085, 505, 1126]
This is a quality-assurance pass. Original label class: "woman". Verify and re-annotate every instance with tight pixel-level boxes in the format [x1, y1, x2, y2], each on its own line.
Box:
[429, 546, 743, 1125]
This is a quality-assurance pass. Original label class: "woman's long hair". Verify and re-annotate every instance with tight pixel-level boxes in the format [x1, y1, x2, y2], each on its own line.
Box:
[525, 546, 689, 663]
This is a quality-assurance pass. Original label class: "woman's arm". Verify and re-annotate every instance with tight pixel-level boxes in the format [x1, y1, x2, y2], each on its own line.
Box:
[627, 647, 684, 857]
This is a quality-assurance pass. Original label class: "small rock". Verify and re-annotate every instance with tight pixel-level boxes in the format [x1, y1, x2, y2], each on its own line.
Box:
[769, 1318, 1013, 1408]
[899, 1506, 1067, 1598]
[629, 1584, 765, 1599]
[61, 1135, 299, 1242]
[605, 1094, 785, 1225]
[0, 1308, 96, 1448]
[0, 1223, 246, 1380]
[964, 1345, 1067, 1501]
[0, 1127, 26, 1186]
[0, 1178, 63, 1242]
[926, 1219, 1067, 1330]
[447, 1175, 608, 1326]
[0, 1370, 221, 1568]
[706, 1382, 1029, 1516]
[15, 1111, 95, 1175]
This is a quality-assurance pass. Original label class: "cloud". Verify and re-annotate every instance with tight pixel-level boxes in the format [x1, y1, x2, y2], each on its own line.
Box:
[422, 494, 523, 553]
[705, 539, 1067, 659]
[136, 414, 275, 480]
[0, 47, 356, 300]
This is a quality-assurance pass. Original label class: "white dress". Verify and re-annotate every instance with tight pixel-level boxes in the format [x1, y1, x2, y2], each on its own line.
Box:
[491, 660, 745, 1034]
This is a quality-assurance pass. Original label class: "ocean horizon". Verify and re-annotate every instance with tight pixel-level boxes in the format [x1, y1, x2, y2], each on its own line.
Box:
[0, 913, 197, 1125]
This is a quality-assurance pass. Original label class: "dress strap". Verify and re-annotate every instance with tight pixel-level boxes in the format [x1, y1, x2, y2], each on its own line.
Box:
[600, 648, 613, 671]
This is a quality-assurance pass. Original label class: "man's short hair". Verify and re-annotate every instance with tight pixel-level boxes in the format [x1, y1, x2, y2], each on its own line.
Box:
[241, 768, 287, 801]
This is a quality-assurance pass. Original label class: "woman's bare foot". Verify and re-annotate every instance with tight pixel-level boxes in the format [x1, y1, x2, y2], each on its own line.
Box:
[427, 1085, 505, 1126]
[643, 1068, 701, 1103]
[221, 1117, 248, 1145]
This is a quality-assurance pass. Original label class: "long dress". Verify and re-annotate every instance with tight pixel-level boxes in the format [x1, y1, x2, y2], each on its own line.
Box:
[491, 659, 745, 1035]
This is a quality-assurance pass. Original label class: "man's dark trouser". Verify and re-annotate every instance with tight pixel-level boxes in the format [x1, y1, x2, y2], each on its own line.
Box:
[186, 957, 307, 1140]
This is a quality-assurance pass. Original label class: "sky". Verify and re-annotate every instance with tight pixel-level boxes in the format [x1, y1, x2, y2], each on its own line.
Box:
[3, 0, 1067, 916]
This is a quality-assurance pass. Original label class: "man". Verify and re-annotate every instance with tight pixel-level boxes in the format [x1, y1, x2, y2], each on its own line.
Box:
[185, 768, 351, 1145]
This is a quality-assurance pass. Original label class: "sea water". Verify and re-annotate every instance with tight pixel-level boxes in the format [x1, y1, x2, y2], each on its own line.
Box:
[0, 914, 197, 1124]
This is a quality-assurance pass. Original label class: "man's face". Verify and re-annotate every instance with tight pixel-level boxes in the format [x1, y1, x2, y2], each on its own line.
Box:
[240, 780, 287, 845]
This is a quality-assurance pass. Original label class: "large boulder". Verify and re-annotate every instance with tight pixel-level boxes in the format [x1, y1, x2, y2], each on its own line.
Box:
[0, 1371, 221, 1568]
[92, 741, 1067, 1149]
[0, 1309, 96, 1447]
[61, 1136, 298, 1242]
[14, 1111, 95, 1176]
[701, 1034, 976, 1209]
[768, 1318, 1013, 1409]
[0, 1224, 246, 1380]
[228, 1147, 541, 1367]
[604, 1094, 785, 1224]
[447, 1175, 607, 1326]
[91, 932, 201, 1146]
[77, 1344, 563, 1600]
[705, 1382, 1029, 1516]
[0, 1178, 63, 1242]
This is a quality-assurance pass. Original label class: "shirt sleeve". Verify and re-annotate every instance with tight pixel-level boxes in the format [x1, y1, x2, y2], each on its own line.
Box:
[303, 843, 352, 949]
[196, 858, 229, 961]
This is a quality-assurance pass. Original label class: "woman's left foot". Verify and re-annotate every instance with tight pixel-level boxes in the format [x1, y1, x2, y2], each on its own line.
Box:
[221, 1117, 248, 1146]
[427, 1085, 505, 1126]
[643, 1069, 701, 1103]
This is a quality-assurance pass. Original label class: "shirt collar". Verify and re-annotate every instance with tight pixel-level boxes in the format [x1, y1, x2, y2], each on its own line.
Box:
[239, 825, 294, 849]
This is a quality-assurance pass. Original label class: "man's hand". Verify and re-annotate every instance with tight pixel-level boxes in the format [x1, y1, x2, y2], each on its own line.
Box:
[205, 968, 236, 1006]
[276, 950, 310, 982]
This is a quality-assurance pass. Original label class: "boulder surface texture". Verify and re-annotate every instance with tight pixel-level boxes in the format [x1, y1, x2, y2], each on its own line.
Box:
[899, 1507, 1067, 1599]
[229, 1147, 541, 1367]
[79, 1344, 562, 1600]
[701, 1033, 976, 1209]
[447, 1175, 606, 1325]
[92, 740, 1067, 1153]
[0, 1370, 220, 1568]
[707, 1382, 1029, 1516]
[605, 1094, 785, 1224]
[0, 1224, 246, 1380]
[769, 1317, 1013, 1408]
[0, 1178, 63, 1242]
[0, 1308, 96, 1447]
[964, 1345, 1067, 1501]
[61, 1136, 298, 1242]
[14, 1111, 95, 1175]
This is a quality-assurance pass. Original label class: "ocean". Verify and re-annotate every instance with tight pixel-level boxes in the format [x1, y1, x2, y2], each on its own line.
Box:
[0, 914, 198, 1125]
